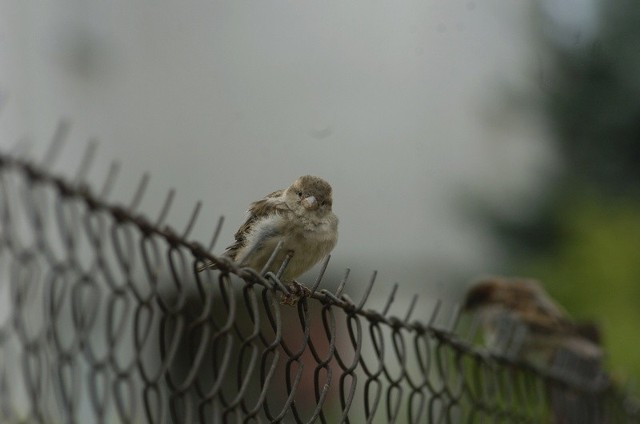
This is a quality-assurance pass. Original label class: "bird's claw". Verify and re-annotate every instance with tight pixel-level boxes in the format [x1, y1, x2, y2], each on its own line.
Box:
[280, 281, 311, 306]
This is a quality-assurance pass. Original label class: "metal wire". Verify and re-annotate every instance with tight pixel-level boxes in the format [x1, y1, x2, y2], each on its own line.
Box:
[0, 147, 638, 424]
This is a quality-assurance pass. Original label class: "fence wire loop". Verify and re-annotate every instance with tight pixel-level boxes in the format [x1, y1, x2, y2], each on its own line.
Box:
[0, 148, 638, 423]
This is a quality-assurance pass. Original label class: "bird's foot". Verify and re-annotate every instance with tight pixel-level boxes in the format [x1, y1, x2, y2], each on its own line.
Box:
[280, 280, 311, 306]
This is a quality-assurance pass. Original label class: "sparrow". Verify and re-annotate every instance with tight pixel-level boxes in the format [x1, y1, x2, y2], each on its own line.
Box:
[198, 175, 338, 299]
[463, 276, 603, 367]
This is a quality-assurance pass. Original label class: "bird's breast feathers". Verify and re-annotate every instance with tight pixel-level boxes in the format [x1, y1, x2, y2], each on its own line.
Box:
[231, 206, 336, 278]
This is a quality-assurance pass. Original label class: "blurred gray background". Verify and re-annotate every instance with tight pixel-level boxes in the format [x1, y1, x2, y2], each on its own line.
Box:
[0, 1, 591, 300]
[7, 0, 640, 405]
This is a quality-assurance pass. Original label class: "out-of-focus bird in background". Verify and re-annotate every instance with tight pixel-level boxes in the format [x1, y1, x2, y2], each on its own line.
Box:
[463, 276, 603, 367]
[198, 175, 338, 302]
[464, 277, 611, 424]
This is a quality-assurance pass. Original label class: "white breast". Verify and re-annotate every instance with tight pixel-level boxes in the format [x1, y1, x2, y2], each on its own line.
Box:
[237, 212, 338, 281]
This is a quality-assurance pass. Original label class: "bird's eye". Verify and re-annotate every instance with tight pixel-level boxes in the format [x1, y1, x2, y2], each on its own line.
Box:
[320, 201, 325, 206]
[296, 191, 303, 197]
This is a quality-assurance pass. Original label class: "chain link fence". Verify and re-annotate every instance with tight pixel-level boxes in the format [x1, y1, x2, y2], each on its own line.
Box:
[0, 139, 638, 423]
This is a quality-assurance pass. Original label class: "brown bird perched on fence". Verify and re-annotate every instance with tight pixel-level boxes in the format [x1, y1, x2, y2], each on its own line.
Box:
[463, 276, 603, 367]
[198, 175, 338, 302]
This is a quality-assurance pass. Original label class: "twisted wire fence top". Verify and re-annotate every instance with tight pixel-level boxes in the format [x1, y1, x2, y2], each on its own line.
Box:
[0, 142, 638, 423]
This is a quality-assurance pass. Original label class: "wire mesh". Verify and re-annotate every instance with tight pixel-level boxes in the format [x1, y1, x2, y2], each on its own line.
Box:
[0, 144, 638, 423]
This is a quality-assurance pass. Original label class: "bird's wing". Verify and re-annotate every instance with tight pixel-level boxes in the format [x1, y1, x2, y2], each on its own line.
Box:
[225, 189, 287, 260]
[197, 190, 286, 273]
[519, 307, 574, 336]
[507, 279, 574, 334]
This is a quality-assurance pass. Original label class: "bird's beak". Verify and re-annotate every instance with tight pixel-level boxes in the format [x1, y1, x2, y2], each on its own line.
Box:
[301, 195, 318, 210]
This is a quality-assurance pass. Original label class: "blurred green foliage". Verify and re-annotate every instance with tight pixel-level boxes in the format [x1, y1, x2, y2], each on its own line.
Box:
[522, 194, 640, 380]
[487, 0, 640, 381]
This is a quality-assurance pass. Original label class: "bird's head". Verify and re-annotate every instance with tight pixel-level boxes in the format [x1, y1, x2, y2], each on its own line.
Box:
[463, 276, 550, 313]
[463, 278, 503, 312]
[286, 175, 333, 216]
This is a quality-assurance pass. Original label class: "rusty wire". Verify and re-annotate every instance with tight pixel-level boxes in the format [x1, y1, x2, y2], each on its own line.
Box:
[0, 139, 638, 423]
